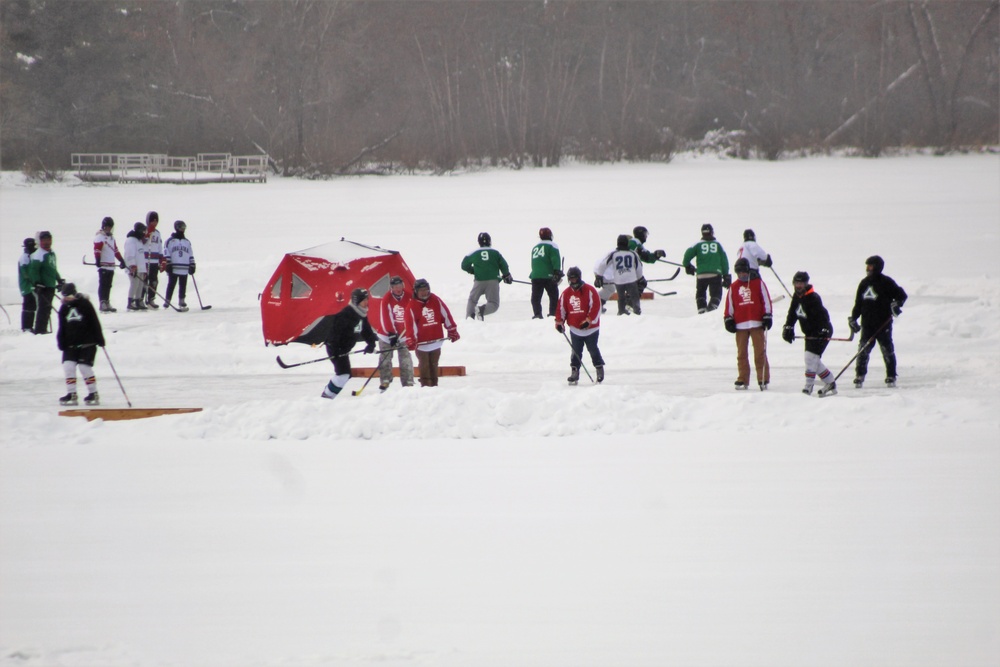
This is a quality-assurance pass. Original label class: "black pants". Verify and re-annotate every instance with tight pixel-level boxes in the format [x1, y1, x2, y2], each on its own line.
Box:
[530, 278, 559, 317]
[21, 293, 36, 331]
[569, 330, 604, 368]
[615, 281, 641, 315]
[856, 323, 897, 380]
[164, 272, 188, 304]
[97, 269, 115, 304]
[32, 287, 54, 334]
[695, 275, 723, 312]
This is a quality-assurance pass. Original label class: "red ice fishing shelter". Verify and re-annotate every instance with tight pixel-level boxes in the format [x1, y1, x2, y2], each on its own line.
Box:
[261, 239, 416, 346]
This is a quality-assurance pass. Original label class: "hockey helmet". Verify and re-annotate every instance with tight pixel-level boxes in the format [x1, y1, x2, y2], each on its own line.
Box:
[792, 270, 810, 284]
[617, 234, 630, 250]
[478, 232, 492, 247]
[133, 222, 146, 235]
[174, 220, 187, 233]
[632, 226, 649, 243]
[350, 288, 369, 305]
[734, 258, 751, 275]
[743, 228, 755, 241]
[701, 223, 714, 238]
[539, 227, 553, 241]
[101, 216, 114, 230]
[23, 237, 36, 250]
[566, 266, 582, 284]
[412, 278, 430, 299]
[59, 282, 77, 298]
[865, 255, 884, 275]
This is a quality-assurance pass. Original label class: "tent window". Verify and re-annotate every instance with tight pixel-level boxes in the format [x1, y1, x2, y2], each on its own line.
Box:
[270, 277, 282, 299]
[291, 273, 313, 299]
[369, 274, 391, 298]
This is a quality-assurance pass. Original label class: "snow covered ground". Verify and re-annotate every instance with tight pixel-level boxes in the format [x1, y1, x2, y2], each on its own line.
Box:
[1, 153, 998, 666]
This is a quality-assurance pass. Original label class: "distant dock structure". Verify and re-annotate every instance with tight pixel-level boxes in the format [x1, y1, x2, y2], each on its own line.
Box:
[71, 153, 269, 184]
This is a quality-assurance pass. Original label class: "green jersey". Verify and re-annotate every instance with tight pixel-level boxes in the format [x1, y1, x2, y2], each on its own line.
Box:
[628, 237, 658, 264]
[529, 241, 561, 279]
[28, 248, 61, 288]
[682, 238, 729, 276]
[461, 247, 510, 281]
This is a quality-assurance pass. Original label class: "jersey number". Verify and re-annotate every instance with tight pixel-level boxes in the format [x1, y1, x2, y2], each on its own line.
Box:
[701, 242, 719, 254]
[532, 246, 546, 259]
[615, 255, 635, 271]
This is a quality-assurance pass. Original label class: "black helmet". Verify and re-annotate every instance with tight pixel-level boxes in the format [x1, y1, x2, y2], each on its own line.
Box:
[734, 258, 751, 275]
[617, 234, 630, 250]
[389, 275, 404, 286]
[412, 278, 430, 298]
[146, 211, 159, 225]
[743, 229, 755, 241]
[38, 231, 52, 240]
[59, 282, 77, 297]
[701, 223, 714, 237]
[865, 255, 884, 274]
[101, 216, 114, 229]
[23, 237, 36, 250]
[351, 288, 369, 305]
[133, 222, 146, 235]
[539, 227, 553, 241]
[632, 226, 648, 243]
[566, 266, 582, 283]
[792, 270, 810, 284]
[478, 232, 492, 247]
[174, 220, 187, 233]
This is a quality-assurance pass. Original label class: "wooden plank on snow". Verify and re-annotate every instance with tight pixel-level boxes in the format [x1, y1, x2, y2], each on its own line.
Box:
[351, 366, 466, 378]
[59, 407, 204, 421]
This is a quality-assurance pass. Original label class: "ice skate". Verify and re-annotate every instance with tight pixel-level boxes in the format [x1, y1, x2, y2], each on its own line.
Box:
[84, 392, 100, 406]
[817, 382, 838, 397]
[885, 378, 897, 388]
[734, 381, 748, 391]
[853, 376, 865, 388]
[567, 367, 580, 385]
[596, 366, 604, 383]
[59, 392, 78, 406]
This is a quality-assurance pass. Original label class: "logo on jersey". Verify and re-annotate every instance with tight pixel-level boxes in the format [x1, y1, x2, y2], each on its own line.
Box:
[862, 286, 879, 301]
[795, 304, 808, 320]
[420, 306, 438, 325]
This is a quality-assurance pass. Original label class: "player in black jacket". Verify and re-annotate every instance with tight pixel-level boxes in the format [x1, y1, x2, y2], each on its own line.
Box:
[321, 288, 378, 399]
[56, 283, 106, 406]
[782, 271, 837, 397]
[848, 255, 907, 388]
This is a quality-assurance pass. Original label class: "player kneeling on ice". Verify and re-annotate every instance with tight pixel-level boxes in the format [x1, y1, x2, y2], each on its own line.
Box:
[404, 279, 459, 387]
[782, 271, 837, 397]
[56, 283, 105, 406]
[321, 288, 378, 399]
[555, 266, 605, 384]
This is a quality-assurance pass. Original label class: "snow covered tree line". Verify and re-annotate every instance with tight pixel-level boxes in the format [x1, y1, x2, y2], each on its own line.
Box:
[2, 0, 997, 176]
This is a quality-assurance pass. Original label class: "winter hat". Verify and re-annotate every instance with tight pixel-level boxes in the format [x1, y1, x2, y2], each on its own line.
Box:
[792, 271, 810, 284]
[60, 282, 77, 298]
[23, 237, 36, 250]
[865, 255, 884, 274]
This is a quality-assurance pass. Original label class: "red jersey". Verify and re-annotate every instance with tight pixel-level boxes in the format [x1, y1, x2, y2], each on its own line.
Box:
[724, 276, 772, 329]
[405, 294, 457, 351]
[556, 283, 602, 333]
[375, 291, 410, 341]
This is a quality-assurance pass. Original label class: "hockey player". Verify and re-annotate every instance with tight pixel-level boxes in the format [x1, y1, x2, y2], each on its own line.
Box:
[682, 223, 731, 313]
[123, 222, 148, 311]
[529, 227, 563, 319]
[163, 220, 195, 311]
[555, 266, 605, 384]
[736, 229, 773, 278]
[848, 255, 907, 388]
[628, 226, 667, 264]
[55, 283, 105, 406]
[374, 276, 415, 391]
[28, 231, 63, 335]
[724, 257, 773, 390]
[405, 278, 460, 387]
[782, 271, 837, 397]
[93, 217, 126, 313]
[596, 234, 644, 315]
[461, 232, 512, 320]
[143, 211, 163, 308]
[320, 288, 378, 399]
[18, 237, 37, 332]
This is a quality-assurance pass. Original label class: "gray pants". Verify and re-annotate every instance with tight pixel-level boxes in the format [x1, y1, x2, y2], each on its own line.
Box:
[466, 280, 501, 318]
[379, 340, 414, 386]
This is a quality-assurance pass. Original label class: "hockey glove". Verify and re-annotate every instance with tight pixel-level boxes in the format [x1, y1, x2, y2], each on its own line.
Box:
[761, 255, 773, 268]
[447, 327, 460, 342]
[363, 342, 376, 354]
[684, 264, 696, 276]
[637, 277, 648, 292]
[654, 249, 666, 259]
[762, 313, 772, 330]
[819, 327, 831, 339]
[891, 300, 902, 317]
[593, 276, 604, 288]
[189, 263, 196, 275]
[555, 323, 565, 334]
[388, 334, 399, 347]
[119, 259, 127, 270]
[848, 317, 861, 334]
[724, 317, 737, 334]
[553, 270, 564, 283]
[579, 320, 590, 330]
[159, 259, 168, 272]
[502, 273, 513, 285]
[782, 325, 795, 344]
[722, 273, 732, 289]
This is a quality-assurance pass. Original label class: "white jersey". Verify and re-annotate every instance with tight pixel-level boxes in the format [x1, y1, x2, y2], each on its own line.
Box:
[164, 235, 194, 274]
[737, 240, 769, 270]
[593, 256, 616, 284]
[144, 229, 163, 264]
[93, 230, 121, 269]
[596, 249, 643, 285]
[123, 234, 145, 270]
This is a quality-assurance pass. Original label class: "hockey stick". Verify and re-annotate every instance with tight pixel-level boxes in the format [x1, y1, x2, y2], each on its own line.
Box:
[804, 329, 856, 342]
[276, 348, 369, 369]
[510, 279, 533, 285]
[769, 266, 792, 298]
[647, 271, 681, 282]
[656, 258, 686, 268]
[0, 304, 10, 324]
[190, 275, 211, 310]
[351, 365, 382, 396]
[829, 316, 894, 383]
[647, 287, 677, 297]
[561, 330, 595, 383]
[102, 346, 132, 407]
